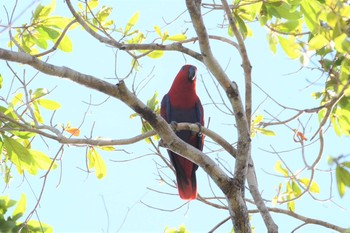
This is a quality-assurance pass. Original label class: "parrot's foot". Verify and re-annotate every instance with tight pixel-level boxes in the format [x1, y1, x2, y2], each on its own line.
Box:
[170, 121, 178, 131]
[158, 139, 165, 148]
[195, 122, 203, 137]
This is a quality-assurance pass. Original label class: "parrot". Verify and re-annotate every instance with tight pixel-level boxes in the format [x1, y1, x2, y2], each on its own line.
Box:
[160, 64, 204, 200]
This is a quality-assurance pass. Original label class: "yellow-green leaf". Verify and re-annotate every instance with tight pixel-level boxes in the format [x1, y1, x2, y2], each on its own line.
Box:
[253, 115, 263, 125]
[167, 34, 187, 42]
[154, 26, 162, 37]
[3, 135, 37, 175]
[11, 93, 23, 106]
[274, 160, 289, 177]
[27, 220, 53, 233]
[88, 148, 107, 179]
[31, 88, 48, 100]
[125, 12, 140, 34]
[29, 149, 57, 170]
[278, 36, 301, 59]
[37, 99, 61, 110]
[287, 200, 295, 212]
[334, 33, 350, 54]
[292, 180, 301, 196]
[257, 128, 276, 136]
[309, 34, 329, 50]
[299, 178, 320, 193]
[97, 146, 116, 151]
[147, 50, 164, 59]
[12, 193, 26, 221]
[33, 101, 44, 124]
[58, 35, 73, 52]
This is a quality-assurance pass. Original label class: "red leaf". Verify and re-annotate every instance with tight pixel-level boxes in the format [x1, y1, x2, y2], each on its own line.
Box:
[65, 127, 80, 136]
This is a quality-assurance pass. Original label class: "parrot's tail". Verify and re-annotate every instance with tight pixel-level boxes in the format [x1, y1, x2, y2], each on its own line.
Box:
[176, 169, 197, 200]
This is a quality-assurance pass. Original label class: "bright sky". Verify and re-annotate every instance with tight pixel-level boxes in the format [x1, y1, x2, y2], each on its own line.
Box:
[1, 0, 349, 233]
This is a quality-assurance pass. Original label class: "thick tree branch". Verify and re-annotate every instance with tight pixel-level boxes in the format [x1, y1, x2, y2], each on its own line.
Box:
[185, 0, 251, 232]
[220, 0, 252, 125]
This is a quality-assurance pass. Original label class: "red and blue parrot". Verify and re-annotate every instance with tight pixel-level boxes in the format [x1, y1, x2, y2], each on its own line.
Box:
[160, 65, 204, 200]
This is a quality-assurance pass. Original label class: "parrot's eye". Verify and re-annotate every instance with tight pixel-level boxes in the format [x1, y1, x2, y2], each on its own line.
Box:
[188, 66, 196, 81]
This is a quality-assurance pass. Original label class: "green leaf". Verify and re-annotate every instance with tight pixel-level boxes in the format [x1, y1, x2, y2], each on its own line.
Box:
[0, 195, 17, 214]
[39, 26, 60, 40]
[274, 20, 302, 34]
[57, 35, 73, 52]
[291, 180, 301, 196]
[146, 92, 159, 111]
[12, 194, 26, 221]
[87, 148, 107, 179]
[11, 131, 36, 140]
[278, 36, 301, 59]
[31, 88, 48, 100]
[274, 2, 302, 20]
[300, 0, 323, 34]
[336, 166, 346, 197]
[308, 34, 329, 50]
[233, 13, 249, 39]
[299, 178, 320, 193]
[32, 36, 48, 49]
[125, 11, 140, 34]
[337, 166, 350, 187]
[287, 200, 295, 212]
[342, 162, 350, 169]
[274, 160, 289, 177]
[3, 136, 37, 175]
[32, 0, 56, 21]
[95, 6, 113, 24]
[26, 220, 53, 233]
[37, 99, 61, 110]
[235, 1, 263, 21]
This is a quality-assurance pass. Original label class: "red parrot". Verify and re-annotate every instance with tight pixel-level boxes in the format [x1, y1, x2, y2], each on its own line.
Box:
[160, 64, 204, 200]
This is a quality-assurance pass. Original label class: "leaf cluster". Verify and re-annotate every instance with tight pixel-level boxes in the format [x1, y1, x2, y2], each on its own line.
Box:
[273, 161, 320, 211]
[0, 194, 52, 233]
[8, 0, 74, 54]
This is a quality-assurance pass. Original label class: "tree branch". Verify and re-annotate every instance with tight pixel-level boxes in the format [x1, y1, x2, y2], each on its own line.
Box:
[65, 0, 203, 62]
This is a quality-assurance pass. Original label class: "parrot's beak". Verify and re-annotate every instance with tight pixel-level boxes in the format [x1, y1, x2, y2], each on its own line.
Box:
[188, 66, 197, 81]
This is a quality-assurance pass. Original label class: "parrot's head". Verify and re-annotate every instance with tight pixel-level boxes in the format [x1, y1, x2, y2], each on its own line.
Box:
[169, 65, 198, 95]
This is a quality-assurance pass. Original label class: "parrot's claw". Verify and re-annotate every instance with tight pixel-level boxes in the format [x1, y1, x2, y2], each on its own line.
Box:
[158, 139, 165, 148]
[170, 121, 178, 131]
[195, 122, 203, 137]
